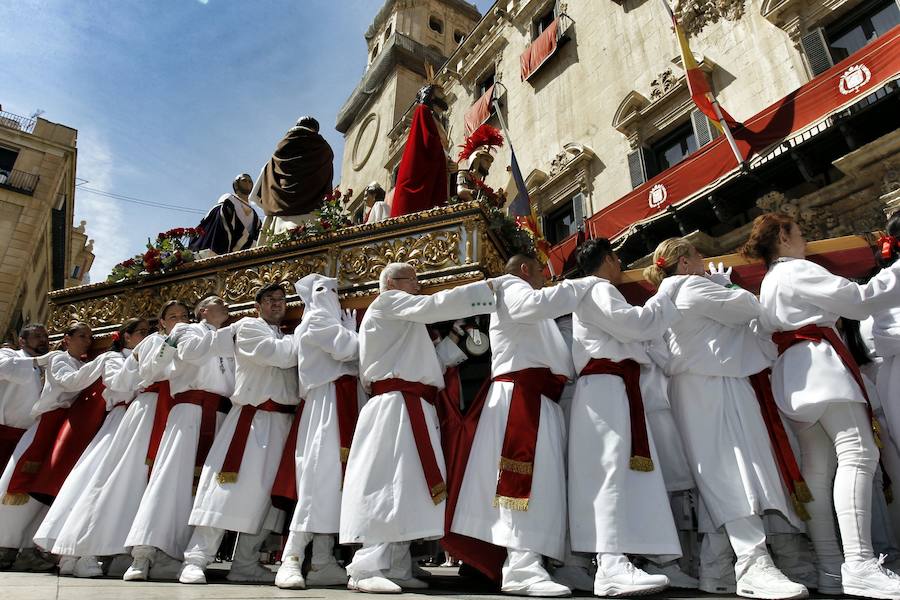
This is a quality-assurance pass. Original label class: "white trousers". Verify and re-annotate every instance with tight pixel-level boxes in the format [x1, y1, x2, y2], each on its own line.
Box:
[183, 524, 269, 570]
[796, 401, 878, 569]
[723, 516, 768, 578]
[282, 531, 336, 566]
[345, 542, 412, 581]
[502, 548, 554, 590]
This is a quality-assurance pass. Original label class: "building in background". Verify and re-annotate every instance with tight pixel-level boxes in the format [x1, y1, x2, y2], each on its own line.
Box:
[0, 107, 93, 342]
[338, 0, 900, 268]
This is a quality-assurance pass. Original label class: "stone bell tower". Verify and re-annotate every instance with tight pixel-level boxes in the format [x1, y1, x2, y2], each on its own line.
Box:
[336, 0, 481, 218]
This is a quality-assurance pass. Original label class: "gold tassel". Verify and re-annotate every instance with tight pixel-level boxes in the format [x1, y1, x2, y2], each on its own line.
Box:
[794, 480, 813, 503]
[430, 482, 447, 505]
[21, 461, 41, 474]
[791, 493, 811, 521]
[629, 456, 654, 472]
[2, 492, 30, 506]
[498, 457, 533, 474]
[873, 418, 884, 449]
[216, 471, 237, 484]
[493, 495, 529, 511]
[145, 458, 155, 468]
[194, 466, 203, 477]
[340, 447, 350, 463]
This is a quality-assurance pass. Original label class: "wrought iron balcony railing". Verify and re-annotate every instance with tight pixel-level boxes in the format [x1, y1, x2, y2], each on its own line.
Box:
[0, 110, 37, 133]
[0, 168, 40, 195]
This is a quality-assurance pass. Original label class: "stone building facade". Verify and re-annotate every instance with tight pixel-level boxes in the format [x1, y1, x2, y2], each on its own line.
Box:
[337, 0, 900, 266]
[0, 108, 93, 341]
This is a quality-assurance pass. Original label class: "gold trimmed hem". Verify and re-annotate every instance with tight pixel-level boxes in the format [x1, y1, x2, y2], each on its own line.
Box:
[498, 457, 533, 474]
[629, 456, 654, 472]
[430, 482, 447, 505]
[340, 447, 351, 463]
[216, 471, 237, 484]
[1, 492, 30, 506]
[791, 493, 811, 521]
[493, 495, 529, 511]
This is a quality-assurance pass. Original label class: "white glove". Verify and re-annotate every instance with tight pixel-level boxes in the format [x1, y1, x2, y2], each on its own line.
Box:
[34, 350, 60, 368]
[341, 309, 358, 332]
[165, 322, 190, 347]
[706, 261, 733, 287]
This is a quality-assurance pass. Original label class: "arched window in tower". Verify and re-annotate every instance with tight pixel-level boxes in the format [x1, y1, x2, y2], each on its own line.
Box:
[453, 29, 465, 44]
[384, 22, 392, 41]
[429, 16, 444, 34]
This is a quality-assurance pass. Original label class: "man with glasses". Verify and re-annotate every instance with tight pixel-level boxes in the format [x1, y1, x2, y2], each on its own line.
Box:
[340, 262, 497, 594]
[180, 283, 299, 584]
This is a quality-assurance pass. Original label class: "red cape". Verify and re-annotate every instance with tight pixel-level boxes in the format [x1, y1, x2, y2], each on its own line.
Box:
[390, 104, 448, 217]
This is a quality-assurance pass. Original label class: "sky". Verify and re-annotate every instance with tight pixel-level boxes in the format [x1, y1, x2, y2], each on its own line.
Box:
[1, 0, 494, 280]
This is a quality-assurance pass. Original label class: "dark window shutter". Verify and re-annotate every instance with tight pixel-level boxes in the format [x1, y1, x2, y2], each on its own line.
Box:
[627, 146, 655, 189]
[801, 28, 834, 76]
[691, 109, 718, 147]
[572, 192, 585, 226]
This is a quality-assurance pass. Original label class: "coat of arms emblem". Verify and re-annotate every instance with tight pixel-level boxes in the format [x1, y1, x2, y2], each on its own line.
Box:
[839, 64, 872, 95]
[648, 183, 668, 208]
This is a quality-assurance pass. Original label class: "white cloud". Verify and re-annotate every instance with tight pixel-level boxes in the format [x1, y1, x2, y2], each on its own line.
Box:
[73, 134, 131, 280]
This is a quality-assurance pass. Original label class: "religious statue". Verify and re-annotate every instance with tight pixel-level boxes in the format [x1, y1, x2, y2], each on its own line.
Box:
[190, 173, 262, 257]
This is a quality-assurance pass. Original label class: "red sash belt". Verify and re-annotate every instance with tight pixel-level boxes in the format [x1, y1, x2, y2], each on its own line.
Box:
[0, 423, 26, 472]
[747, 369, 813, 520]
[3, 378, 107, 505]
[171, 390, 231, 474]
[217, 400, 295, 484]
[580, 358, 654, 472]
[335, 374, 360, 477]
[271, 398, 306, 509]
[773, 324, 892, 501]
[144, 381, 173, 469]
[491, 368, 566, 511]
[371, 378, 446, 505]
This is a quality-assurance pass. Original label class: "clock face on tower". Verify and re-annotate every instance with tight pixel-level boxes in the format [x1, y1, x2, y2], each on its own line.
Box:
[352, 112, 380, 171]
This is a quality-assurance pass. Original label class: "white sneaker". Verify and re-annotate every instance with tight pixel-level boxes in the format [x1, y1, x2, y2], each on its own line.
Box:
[594, 561, 669, 597]
[123, 558, 149, 581]
[275, 556, 306, 589]
[58, 556, 77, 576]
[736, 556, 808, 599]
[552, 565, 595, 592]
[179, 562, 207, 584]
[502, 579, 572, 597]
[700, 575, 737, 594]
[643, 562, 698, 589]
[307, 560, 349, 586]
[148, 552, 182, 580]
[389, 576, 429, 589]
[73, 555, 103, 578]
[354, 575, 402, 593]
[841, 555, 900, 600]
[227, 562, 276, 583]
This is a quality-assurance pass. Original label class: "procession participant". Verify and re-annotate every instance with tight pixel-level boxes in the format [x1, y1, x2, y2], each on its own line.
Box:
[642, 338, 700, 589]
[875, 212, 900, 457]
[340, 262, 496, 594]
[363, 181, 390, 225]
[180, 283, 299, 585]
[274, 274, 362, 590]
[0, 324, 51, 571]
[123, 297, 236, 581]
[450, 254, 594, 597]
[45, 301, 188, 577]
[0, 322, 105, 567]
[567, 239, 681, 596]
[190, 174, 262, 256]
[743, 212, 900, 599]
[34, 318, 148, 574]
[644, 237, 807, 600]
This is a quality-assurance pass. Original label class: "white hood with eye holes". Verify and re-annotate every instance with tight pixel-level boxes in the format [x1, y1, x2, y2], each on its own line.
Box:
[295, 273, 342, 321]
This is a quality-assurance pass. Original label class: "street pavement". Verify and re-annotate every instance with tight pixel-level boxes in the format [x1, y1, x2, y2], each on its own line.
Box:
[0, 565, 844, 600]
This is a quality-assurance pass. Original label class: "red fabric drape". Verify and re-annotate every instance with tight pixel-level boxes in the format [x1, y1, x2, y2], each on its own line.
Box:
[271, 399, 306, 512]
[464, 85, 495, 137]
[390, 104, 448, 218]
[520, 19, 559, 81]
[0, 424, 26, 473]
[144, 380, 173, 470]
[217, 401, 295, 484]
[169, 389, 231, 474]
[3, 409, 67, 503]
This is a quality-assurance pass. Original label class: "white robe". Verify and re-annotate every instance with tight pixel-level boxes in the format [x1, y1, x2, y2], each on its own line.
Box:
[664, 275, 796, 529]
[0, 348, 42, 429]
[875, 306, 900, 444]
[288, 308, 360, 535]
[340, 281, 496, 545]
[567, 278, 681, 556]
[47, 333, 169, 556]
[759, 258, 900, 424]
[451, 275, 591, 560]
[34, 350, 139, 552]
[189, 317, 298, 534]
[0, 351, 106, 549]
[365, 201, 390, 224]
[125, 321, 235, 558]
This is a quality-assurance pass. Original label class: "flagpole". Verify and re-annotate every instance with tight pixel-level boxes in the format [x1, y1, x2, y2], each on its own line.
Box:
[492, 98, 558, 278]
[710, 97, 744, 167]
